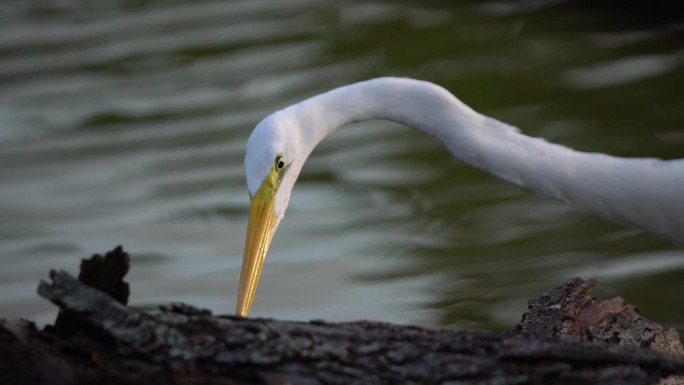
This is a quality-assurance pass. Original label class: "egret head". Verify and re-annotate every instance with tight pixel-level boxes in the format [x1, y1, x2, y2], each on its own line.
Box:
[237, 111, 302, 317]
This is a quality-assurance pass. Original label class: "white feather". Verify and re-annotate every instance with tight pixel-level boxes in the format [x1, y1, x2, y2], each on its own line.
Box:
[245, 77, 684, 245]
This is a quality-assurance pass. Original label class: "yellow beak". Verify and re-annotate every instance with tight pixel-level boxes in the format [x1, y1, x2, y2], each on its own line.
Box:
[236, 185, 277, 317]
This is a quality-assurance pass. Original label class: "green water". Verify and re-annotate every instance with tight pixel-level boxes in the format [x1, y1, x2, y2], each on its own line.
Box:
[1, 0, 682, 331]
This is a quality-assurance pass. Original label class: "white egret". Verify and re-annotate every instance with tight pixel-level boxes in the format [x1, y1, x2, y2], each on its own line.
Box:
[237, 77, 684, 317]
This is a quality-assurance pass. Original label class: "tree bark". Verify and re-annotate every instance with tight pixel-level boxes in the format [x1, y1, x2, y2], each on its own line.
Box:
[1, 246, 682, 385]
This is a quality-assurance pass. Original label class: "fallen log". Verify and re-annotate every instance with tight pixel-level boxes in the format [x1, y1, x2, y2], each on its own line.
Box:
[0, 246, 682, 385]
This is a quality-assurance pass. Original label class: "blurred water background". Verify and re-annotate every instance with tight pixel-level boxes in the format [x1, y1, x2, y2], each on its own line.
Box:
[1, 0, 683, 332]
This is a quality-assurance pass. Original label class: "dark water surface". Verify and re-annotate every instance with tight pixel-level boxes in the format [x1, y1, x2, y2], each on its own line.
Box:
[1, 0, 683, 331]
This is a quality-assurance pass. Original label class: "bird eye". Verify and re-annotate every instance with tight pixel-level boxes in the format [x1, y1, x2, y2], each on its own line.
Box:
[275, 154, 286, 171]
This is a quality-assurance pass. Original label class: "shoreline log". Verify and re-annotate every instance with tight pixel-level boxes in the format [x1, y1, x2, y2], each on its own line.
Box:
[1, 246, 682, 385]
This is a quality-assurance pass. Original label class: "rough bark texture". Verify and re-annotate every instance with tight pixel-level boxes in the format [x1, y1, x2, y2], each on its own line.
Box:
[53, 246, 130, 332]
[514, 277, 683, 357]
[1, 246, 683, 385]
[513, 277, 684, 385]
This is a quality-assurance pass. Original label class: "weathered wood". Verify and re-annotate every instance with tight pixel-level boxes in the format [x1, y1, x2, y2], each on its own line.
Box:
[514, 277, 683, 357]
[514, 277, 684, 385]
[76, 245, 130, 305]
[1, 246, 683, 385]
[53, 245, 130, 332]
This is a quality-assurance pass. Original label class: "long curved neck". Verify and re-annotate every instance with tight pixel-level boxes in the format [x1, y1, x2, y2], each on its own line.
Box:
[283, 77, 684, 245]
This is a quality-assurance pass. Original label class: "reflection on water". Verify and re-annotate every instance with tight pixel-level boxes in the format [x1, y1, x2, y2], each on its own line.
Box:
[1, 0, 683, 332]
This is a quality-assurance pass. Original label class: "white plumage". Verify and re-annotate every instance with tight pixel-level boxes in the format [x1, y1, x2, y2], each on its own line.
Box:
[246, 77, 684, 244]
[238, 77, 684, 316]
